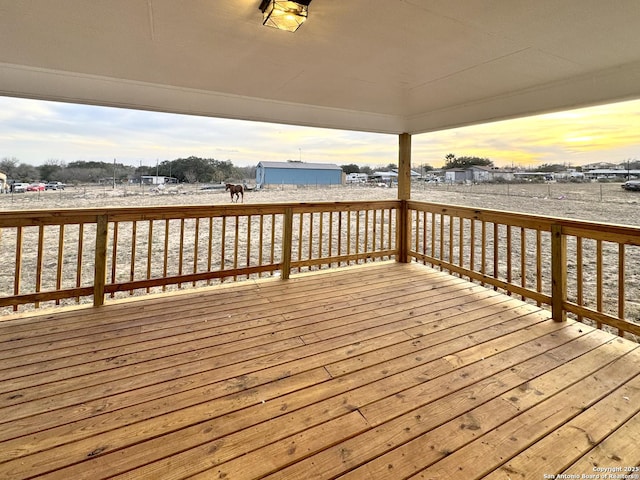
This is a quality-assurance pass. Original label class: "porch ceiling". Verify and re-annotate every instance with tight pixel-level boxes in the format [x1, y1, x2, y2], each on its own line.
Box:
[1, 1, 640, 134]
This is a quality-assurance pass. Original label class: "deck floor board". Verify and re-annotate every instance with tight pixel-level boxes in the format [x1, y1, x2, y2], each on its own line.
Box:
[1, 262, 638, 479]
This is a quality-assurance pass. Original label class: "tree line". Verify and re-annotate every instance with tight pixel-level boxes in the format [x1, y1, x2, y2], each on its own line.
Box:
[0, 157, 255, 185]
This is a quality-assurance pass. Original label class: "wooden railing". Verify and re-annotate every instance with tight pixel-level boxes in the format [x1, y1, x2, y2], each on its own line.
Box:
[0, 201, 398, 312]
[1, 200, 639, 341]
[406, 201, 640, 339]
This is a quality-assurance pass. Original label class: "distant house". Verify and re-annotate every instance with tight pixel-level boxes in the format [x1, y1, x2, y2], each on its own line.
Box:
[346, 173, 368, 184]
[140, 176, 177, 185]
[371, 171, 398, 184]
[445, 166, 514, 183]
[370, 169, 420, 185]
[256, 162, 343, 186]
[444, 169, 468, 183]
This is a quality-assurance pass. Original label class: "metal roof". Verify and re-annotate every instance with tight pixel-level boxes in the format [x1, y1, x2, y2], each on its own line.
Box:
[1, 1, 639, 135]
[257, 161, 341, 170]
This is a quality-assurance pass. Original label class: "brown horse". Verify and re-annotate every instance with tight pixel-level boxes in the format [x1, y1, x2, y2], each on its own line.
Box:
[225, 183, 244, 203]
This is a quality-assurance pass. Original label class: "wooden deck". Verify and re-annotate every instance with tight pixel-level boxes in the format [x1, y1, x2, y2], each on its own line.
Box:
[1, 261, 639, 480]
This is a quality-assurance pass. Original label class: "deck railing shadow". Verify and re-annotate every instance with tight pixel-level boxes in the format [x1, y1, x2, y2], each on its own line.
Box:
[1, 200, 639, 339]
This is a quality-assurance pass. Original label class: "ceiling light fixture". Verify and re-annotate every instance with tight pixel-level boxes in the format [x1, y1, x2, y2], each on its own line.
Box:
[259, 0, 311, 32]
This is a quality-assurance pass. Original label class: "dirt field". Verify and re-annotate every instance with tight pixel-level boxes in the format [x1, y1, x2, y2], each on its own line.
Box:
[1, 181, 639, 227]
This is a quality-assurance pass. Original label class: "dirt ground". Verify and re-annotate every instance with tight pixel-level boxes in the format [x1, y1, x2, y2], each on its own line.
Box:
[1, 181, 639, 227]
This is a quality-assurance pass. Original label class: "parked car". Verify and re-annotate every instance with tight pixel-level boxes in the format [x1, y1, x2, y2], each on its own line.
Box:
[621, 180, 640, 191]
[45, 181, 65, 190]
[27, 183, 46, 191]
[11, 182, 30, 193]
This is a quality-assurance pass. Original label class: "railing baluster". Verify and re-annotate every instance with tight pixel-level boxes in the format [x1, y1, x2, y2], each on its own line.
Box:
[270, 214, 276, 274]
[178, 219, 185, 287]
[493, 223, 499, 290]
[458, 217, 464, 273]
[282, 207, 293, 279]
[193, 218, 200, 286]
[346, 210, 351, 265]
[76, 224, 84, 303]
[536, 230, 542, 305]
[207, 217, 214, 284]
[246, 215, 251, 279]
[439, 213, 444, 271]
[163, 220, 169, 291]
[233, 216, 239, 281]
[147, 220, 153, 292]
[364, 209, 369, 260]
[379, 209, 384, 255]
[596, 239, 603, 329]
[318, 211, 323, 265]
[469, 219, 475, 276]
[258, 215, 264, 278]
[34, 225, 44, 308]
[618, 243, 625, 335]
[575, 236, 583, 322]
[520, 227, 526, 301]
[130, 220, 137, 295]
[481, 221, 486, 286]
[308, 212, 313, 269]
[220, 217, 226, 282]
[506, 225, 512, 295]
[448, 215, 454, 268]
[551, 224, 567, 322]
[328, 211, 334, 268]
[297, 212, 303, 272]
[430, 211, 436, 263]
[55, 225, 64, 305]
[14, 226, 23, 311]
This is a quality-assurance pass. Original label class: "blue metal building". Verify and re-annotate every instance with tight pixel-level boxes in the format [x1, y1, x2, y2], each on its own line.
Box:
[256, 161, 343, 187]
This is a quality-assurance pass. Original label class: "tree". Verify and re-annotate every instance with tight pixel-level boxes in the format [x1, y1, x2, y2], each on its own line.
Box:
[443, 155, 493, 170]
[359, 165, 373, 176]
[13, 163, 39, 182]
[38, 159, 65, 182]
[532, 163, 565, 173]
[0, 157, 19, 178]
[340, 164, 360, 174]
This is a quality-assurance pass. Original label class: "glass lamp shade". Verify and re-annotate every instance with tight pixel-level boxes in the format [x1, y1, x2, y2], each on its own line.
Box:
[261, 1, 309, 32]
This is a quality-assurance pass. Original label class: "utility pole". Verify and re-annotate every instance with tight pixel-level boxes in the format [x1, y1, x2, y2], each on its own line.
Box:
[112, 158, 116, 189]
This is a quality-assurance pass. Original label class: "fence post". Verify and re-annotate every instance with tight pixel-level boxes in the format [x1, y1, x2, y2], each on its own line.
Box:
[93, 214, 109, 306]
[281, 207, 293, 279]
[551, 224, 567, 322]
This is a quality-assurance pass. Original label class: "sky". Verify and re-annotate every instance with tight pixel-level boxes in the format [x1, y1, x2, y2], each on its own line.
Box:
[1, 95, 640, 170]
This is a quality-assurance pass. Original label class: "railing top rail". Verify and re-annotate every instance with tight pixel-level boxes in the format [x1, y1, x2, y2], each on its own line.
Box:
[0, 200, 400, 227]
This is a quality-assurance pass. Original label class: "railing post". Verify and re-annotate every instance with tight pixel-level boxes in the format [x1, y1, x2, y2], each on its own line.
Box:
[281, 207, 293, 279]
[93, 214, 109, 306]
[551, 224, 567, 322]
[397, 200, 409, 263]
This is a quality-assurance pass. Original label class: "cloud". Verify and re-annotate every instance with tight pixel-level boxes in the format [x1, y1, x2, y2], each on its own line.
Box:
[2, 95, 640, 169]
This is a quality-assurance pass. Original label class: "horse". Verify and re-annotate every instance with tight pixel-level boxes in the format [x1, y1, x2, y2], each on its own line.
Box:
[225, 183, 244, 203]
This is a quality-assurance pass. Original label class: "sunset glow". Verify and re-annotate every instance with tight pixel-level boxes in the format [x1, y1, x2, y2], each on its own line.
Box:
[1, 96, 640, 169]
